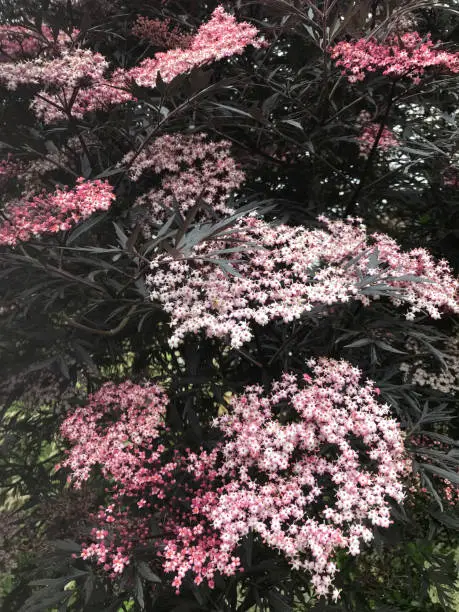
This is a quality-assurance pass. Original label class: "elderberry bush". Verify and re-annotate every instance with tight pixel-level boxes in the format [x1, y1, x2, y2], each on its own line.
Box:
[0, 2, 458, 611]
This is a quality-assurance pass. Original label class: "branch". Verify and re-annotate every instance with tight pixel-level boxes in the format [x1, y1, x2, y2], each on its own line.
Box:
[64, 305, 136, 336]
[345, 79, 397, 216]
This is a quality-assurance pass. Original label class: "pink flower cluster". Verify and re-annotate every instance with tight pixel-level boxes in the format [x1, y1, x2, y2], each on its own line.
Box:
[131, 16, 192, 49]
[124, 6, 263, 87]
[60, 362, 408, 597]
[31, 79, 132, 123]
[0, 48, 132, 122]
[330, 32, 459, 83]
[60, 381, 239, 585]
[0, 8, 261, 120]
[357, 111, 399, 157]
[61, 381, 169, 576]
[192, 359, 408, 596]
[80, 505, 152, 576]
[0, 178, 115, 246]
[0, 25, 76, 60]
[147, 216, 459, 349]
[0, 48, 107, 90]
[60, 381, 168, 486]
[123, 133, 245, 223]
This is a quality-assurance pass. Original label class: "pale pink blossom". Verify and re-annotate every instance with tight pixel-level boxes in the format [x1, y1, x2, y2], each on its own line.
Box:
[192, 359, 408, 595]
[125, 6, 264, 87]
[0, 48, 132, 122]
[147, 216, 459, 349]
[0, 24, 77, 60]
[123, 133, 245, 223]
[330, 32, 459, 83]
[60, 362, 409, 597]
[60, 381, 168, 486]
[0, 178, 115, 246]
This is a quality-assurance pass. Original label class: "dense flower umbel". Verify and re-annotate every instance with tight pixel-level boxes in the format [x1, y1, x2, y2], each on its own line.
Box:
[60, 381, 168, 486]
[123, 133, 245, 223]
[0, 48, 132, 122]
[0, 25, 76, 60]
[147, 216, 459, 349]
[0, 178, 115, 246]
[60, 364, 408, 597]
[0, 7, 261, 121]
[357, 111, 399, 158]
[61, 382, 169, 576]
[124, 6, 263, 87]
[0, 48, 108, 90]
[60, 382, 240, 585]
[330, 32, 459, 84]
[189, 359, 409, 597]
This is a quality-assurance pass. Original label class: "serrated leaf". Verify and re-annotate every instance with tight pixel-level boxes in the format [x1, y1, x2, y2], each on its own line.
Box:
[282, 119, 304, 132]
[214, 259, 244, 278]
[95, 167, 124, 179]
[344, 338, 372, 348]
[374, 341, 407, 354]
[50, 539, 82, 553]
[155, 70, 167, 94]
[213, 103, 255, 119]
[430, 511, 459, 530]
[67, 213, 107, 244]
[367, 247, 379, 271]
[422, 463, 459, 485]
[113, 222, 128, 248]
[134, 574, 145, 610]
[136, 561, 161, 583]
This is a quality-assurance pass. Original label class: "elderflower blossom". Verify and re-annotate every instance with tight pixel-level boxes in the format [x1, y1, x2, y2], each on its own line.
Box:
[400, 334, 459, 394]
[124, 6, 264, 87]
[188, 358, 409, 596]
[147, 216, 459, 349]
[60, 381, 240, 584]
[0, 48, 108, 90]
[122, 133, 245, 223]
[60, 381, 168, 486]
[131, 16, 192, 49]
[330, 32, 459, 84]
[0, 48, 132, 122]
[60, 363, 409, 597]
[0, 24, 77, 60]
[0, 8, 262, 121]
[0, 178, 115, 246]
